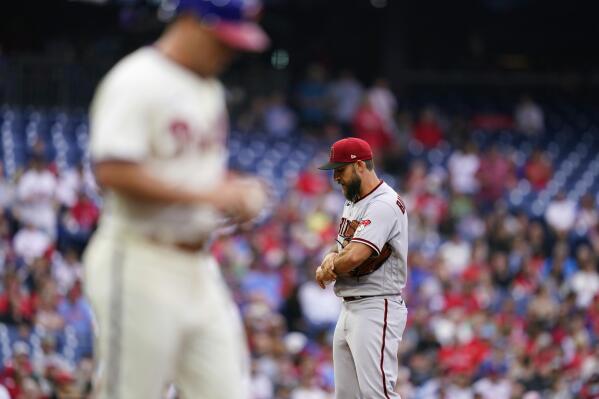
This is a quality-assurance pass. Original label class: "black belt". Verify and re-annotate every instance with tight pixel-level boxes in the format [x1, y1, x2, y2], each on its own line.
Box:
[343, 294, 402, 302]
[343, 295, 375, 302]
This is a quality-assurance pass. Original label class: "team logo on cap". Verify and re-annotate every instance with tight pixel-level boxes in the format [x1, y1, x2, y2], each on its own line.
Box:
[350, 154, 357, 159]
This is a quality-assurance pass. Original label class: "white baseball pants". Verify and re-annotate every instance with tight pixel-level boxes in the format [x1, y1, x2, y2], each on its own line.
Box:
[84, 231, 249, 399]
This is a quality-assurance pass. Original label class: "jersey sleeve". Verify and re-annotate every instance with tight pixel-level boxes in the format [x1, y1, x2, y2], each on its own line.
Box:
[351, 200, 398, 255]
[90, 74, 152, 162]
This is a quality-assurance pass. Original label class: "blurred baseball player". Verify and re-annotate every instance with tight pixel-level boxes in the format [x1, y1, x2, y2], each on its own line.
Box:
[83, 1, 269, 398]
[316, 137, 409, 399]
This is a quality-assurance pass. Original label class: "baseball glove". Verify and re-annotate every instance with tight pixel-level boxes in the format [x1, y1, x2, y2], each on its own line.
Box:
[349, 243, 393, 277]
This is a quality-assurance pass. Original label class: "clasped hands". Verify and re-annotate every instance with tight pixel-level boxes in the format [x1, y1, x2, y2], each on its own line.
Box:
[316, 252, 338, 289]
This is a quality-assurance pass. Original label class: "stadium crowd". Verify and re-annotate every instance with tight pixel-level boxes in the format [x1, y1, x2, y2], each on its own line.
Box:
[1, 66, 599, 399]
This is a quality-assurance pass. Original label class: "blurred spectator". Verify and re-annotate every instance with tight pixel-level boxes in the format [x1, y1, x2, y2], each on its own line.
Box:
[295, 161, 330, 197]
[15, 156, 57, 236]
[412, 107, 444, 149]
[446, 373, 475, 398]
[450, 193, 478, 232]
[34, 280, 65, 334]
[476, 146, 516, 207]
[525, 219, 547, 257]
[289, 375, 328, 399]
[395, 367, 415, 399]
[297, 273, 340, 335]
[446, 115, 470, 147]
[524, 149, 553, 191]
[545, 192, 576, 236]
[0, 384, 9, 399]
[527, 285, 559, 326]
[26, 138, 49, 165]
[515, 96, 545, 135]
[539, 241, 577, 283]
[411, 175, 449, 228]
[439, 232, 472, 276]
[58, 281, 94, 354]
[367, 78, 398, 134]
[547, 378, 574, 399]
[241, 259, 284, 310]
[0, 341, 34, 398]
[54, 379, 80, 399]
[263, 92, 297, 137]
[567, 248, 599, 308]
[20, 375, 46, 397]
[352, 96, 393, 154]
[57, 191, 99, 253]
[575, 194, 598, 235]
[55, 165, 83, 207]
[52, 248, 83, 295]
[473, 365, 512, 399]
[448, 141, 480, 195]
[296, 64, 329, 129]
[69, 192, 99, 231]
[0, 272, 35, 325]
[24, 257, 53, 297]
[238, 96, 267, 132]
[328, 70, 363, 130]
[580, 373, 599, 399]
[381, 111, 411, 176]
[405, 160, 428, 196]
[13, 223, 52, 266]
[395, 111, 413, 145]
[0, 164, 15, 211]
[73, 357, 94, 398]
[251, 359, 274, 399]
[0, 212, 13, 273]
[32, 335, 71, 381]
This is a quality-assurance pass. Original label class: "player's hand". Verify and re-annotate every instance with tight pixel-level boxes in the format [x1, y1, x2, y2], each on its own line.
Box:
[213, 177, 268, 224]
[315, 266, 328, 289]
[316, 253, 337, 289]
[320, 253, 337, 279]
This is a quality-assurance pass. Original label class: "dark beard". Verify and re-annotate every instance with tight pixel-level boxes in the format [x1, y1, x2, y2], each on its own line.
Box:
[344, 174, 362, 201]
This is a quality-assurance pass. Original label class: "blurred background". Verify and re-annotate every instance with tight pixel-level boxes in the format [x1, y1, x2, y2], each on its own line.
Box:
[1, 0, 599, 398]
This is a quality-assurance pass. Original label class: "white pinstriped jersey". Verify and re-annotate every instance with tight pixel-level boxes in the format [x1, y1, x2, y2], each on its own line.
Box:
[334, 181, 408, 297]
[90, 47, 228, 244]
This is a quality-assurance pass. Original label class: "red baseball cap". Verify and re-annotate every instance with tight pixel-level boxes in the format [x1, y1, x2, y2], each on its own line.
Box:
[318, 137, 373, 170]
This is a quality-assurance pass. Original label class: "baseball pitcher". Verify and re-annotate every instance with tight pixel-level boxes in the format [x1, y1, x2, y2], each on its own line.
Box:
[317, 137, 409, 399]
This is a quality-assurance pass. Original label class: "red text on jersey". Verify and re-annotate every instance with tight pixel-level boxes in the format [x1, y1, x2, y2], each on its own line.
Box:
[396, 195, 406, 214]
[166, 114, 228, 157]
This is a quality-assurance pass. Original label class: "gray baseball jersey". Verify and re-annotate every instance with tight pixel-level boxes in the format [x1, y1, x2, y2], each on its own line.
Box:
[332, 181, 409, 399]
[334, 180, 408, 297]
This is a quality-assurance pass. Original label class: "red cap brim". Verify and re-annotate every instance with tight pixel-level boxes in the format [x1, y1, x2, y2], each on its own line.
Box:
[212, 21, 270, 52]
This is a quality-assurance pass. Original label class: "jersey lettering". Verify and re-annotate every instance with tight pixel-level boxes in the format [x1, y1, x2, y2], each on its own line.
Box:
[338, 217, 365, 238]
[339, 217, 351, 237]
[396, 195, 406, 214]
[169, 120, 192, 156]
[167, 117, 225, 157]
[337, 218, 347, 237]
